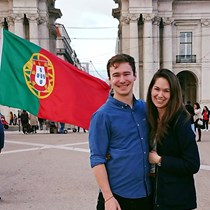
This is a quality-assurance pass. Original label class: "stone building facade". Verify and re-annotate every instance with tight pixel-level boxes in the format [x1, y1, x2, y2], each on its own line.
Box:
[0, 0, 61, 52]
[112, 0, 210, 107]
[0, 0, 62, 120]
[0, 0, 82, 122]
[56, 23, 83, 70]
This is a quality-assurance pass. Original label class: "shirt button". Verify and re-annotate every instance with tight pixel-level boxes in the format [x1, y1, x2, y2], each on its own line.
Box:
[137, 124, 139, 126]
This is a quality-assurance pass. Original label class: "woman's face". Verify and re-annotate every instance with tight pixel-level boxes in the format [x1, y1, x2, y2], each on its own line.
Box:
[151, 77, 170, 114]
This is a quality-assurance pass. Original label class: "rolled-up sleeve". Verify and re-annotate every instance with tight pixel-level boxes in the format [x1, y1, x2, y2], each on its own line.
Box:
[89, 111, 110, 168]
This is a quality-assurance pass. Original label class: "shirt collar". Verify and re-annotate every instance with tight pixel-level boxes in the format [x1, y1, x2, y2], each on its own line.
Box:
[108, 94, 137, 109]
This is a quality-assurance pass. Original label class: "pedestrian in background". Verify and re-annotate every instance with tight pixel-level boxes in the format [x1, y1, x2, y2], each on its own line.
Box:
[20, 110, 29, 133]
[13, 114, 17, 125]
[17, 110, 21, 132]
[59, 122, 65, 134]
[194, 102, 202, 142]
[89, 54, 152, 210]
[77, 126, 86, 133]
[185, 100, 195, 131]
[147, 69, 200, 210]
[38, 118, 45, 130]
[9, 111, 13, 125]
[29, 114, 38, 133]
[202, 105, 209, 131]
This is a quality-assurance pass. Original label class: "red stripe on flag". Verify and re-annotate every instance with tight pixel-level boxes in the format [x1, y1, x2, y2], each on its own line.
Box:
[37, 49, 110, 130]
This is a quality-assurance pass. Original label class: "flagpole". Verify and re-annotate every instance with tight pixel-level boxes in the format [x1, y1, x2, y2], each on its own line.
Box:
[0, 29, 4, 69]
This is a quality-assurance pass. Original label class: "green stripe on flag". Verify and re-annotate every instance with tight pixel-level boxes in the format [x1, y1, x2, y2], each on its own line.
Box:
[0, 29, 41, 115]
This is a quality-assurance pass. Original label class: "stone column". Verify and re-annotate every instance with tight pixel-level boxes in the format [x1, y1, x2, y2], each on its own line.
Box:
[162, 17, 173, 70]
[143, 14, 154, 99]
[39, 16, 49, 50]
[153, 17, 161, 71]
[13, 14, 24, 37]
[201, 19, 210, 105]
[27, 14, 39, 45]
[6, 16, 15, 33]
[0, 18, 4, 39]
[48, 23, 57, 54]
[120, 15, 130, 54]
[129, 14, 140, 98]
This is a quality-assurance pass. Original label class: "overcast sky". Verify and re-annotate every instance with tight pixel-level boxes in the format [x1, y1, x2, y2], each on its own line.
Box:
[55, 0, 119, 80]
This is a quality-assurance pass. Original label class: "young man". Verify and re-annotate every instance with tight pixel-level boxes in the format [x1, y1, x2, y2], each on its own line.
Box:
[89, 54, 152, 210]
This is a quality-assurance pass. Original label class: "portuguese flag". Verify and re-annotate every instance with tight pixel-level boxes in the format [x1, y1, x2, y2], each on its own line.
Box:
[0, 29, 110, 129]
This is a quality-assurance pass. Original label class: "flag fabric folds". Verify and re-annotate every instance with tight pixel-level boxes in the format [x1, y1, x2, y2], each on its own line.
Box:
[0, 29, 110, 129]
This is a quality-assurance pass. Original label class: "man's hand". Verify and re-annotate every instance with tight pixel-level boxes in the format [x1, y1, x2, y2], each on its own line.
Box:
[105, 197, 121, 210]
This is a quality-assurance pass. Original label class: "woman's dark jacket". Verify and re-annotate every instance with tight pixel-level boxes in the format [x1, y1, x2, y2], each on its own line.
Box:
[154, 111, 200, 210]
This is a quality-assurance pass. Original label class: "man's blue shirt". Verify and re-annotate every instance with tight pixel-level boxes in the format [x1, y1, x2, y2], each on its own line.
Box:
[89, 95, 151, 199]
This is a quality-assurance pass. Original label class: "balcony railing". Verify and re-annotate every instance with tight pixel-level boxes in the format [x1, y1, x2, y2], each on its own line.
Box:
[176, 55, 196, 63]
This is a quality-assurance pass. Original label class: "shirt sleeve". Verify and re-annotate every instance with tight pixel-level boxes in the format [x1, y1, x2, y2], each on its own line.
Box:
[89, 111, 111, 168]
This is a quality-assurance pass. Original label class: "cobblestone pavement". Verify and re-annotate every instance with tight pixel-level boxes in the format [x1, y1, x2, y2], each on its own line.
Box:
[0, 129, 209, 210]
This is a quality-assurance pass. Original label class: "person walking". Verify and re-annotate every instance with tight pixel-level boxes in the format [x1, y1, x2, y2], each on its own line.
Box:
[13, 114, 17, 125]
[38, 118, 45, 130]
[9, 111, 13, 125]
[29, 114, 38, 133]
[185, 100, 195, 131]
[0, 117, 5, 199]
[77, 126, 86, 133]
[89, 54, 152, 210]
[194, 102, 203, 142]
[202, 105, 209, 131]
[59, 122, 65, 134]
[147, 69, 200, 210]
[20, 110, 29, 133]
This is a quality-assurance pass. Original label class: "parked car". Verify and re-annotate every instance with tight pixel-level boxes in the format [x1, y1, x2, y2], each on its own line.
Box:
[1, 115, 9, 129]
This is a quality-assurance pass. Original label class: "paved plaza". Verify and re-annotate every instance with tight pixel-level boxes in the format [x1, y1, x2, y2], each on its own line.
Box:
[0, 128, 209, 210]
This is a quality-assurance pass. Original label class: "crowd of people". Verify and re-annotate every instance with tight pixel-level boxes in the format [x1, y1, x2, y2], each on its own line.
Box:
[185, 101, 210, 142]
[2, 110, 84, 134]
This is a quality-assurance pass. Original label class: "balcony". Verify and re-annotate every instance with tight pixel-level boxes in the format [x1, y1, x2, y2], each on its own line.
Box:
[176, 55, 196, 63]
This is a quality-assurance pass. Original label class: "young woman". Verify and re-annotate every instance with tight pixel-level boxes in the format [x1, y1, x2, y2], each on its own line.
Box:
[194, 102, 203, 141]
[147, 69, 200, 210]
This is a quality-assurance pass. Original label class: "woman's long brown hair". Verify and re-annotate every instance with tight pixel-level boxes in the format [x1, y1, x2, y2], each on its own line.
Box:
[146, 69, 190, 144]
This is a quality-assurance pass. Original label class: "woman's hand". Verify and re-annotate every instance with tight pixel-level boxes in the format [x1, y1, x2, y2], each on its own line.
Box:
[149, 150, 161, 164]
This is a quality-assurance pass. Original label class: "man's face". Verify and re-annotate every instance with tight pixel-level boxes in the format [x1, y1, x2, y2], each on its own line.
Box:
[109, 62, 136, 99]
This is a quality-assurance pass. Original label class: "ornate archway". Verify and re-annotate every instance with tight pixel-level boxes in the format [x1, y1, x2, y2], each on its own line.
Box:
[177, 71, 197, 104]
